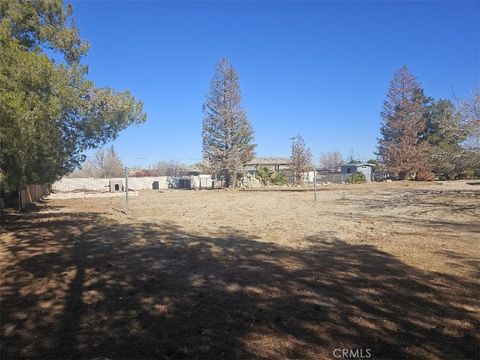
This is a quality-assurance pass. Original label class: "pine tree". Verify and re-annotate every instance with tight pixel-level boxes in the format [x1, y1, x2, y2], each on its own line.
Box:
[202, 58, 256, 187]
[377, 66, 431, 179]
[290, 135, 312, 184]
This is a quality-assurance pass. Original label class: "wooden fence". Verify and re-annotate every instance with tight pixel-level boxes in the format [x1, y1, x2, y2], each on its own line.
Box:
[19, 184, 50, 210]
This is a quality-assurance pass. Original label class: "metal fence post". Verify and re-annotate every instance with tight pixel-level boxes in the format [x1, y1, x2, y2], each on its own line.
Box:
[125, 167, 128, 214]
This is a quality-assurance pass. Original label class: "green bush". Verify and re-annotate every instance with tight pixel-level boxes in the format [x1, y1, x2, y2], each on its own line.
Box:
[256, 166, 289, 185]
[457, 169, 476, 179]
[347, 172, 366, 184]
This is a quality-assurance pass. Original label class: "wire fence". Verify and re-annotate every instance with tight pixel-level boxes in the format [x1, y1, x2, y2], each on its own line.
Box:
[315, 173, 347, 184]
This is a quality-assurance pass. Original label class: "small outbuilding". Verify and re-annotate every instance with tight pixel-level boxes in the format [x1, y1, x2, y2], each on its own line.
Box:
[341, 163, 373, 182]
[174, 170, 214, 189]
[109, 180, 123, 192]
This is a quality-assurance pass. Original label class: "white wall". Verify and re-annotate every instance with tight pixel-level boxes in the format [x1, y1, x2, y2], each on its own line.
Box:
[52, 176, 169, 192]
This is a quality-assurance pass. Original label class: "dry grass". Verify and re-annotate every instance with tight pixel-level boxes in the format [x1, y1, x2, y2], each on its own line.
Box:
[1, 181, 479, 359]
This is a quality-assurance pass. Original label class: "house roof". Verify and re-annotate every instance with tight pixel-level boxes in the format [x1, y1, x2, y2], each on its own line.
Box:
[341, 163, 373, 167]
[244, 157, 291, 166]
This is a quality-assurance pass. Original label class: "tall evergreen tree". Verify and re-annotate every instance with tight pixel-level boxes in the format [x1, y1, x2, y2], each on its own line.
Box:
[377, 66, 431, 179]
[202, 58, 256, 187]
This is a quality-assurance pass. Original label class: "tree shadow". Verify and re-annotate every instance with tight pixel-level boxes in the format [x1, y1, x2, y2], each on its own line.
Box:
[1, 209, 479, 359]
[333, 188, 480, 236]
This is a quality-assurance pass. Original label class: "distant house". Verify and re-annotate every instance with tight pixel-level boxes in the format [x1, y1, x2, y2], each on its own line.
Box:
[244, 157, 291, 173]
[340, 163, 373, 182]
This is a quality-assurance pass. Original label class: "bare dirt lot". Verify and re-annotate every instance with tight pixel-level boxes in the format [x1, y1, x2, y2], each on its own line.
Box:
[1, 181, 479, 359]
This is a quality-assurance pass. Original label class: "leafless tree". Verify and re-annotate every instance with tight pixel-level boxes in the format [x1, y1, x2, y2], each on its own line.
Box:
[455, 88, 480, 170]
[69, 146, 124, 178]
[202, 58, 256, 187]
[93, 146, 124, 178]
[459, 88, 480, 152]
[290, 135, 312, 184]
[153, 161, 187, 176]
[319, 151, 344, 172]
[377, 65, 432, 179]
[68, 159, 98, 178]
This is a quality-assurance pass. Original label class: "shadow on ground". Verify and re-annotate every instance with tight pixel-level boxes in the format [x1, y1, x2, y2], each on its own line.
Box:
[1, 207, 479, 360]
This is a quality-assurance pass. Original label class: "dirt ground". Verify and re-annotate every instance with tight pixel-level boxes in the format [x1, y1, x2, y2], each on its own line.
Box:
[1, 181, 479, 359]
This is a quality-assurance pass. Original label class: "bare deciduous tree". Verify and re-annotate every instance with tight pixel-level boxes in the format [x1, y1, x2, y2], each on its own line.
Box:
[69, 159, 98, 178]
[377, 65, 432, 179]
[94, 146, 124, 178]
[70, 146, 124, 178]
[459, 88, 480, 153]
[153, 161, 187, 177]
[202, 58, 256, 187]
[455, 88, 480, 171]
[290, 135, 312, 184]
[319, 151, 344, 172]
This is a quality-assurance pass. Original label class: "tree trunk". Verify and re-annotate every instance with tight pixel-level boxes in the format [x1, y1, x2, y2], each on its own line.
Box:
[229, 170, 236, 188]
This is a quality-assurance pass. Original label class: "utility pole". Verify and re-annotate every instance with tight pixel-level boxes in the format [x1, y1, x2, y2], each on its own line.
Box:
[313, 167, 317, 202]
[125, 166, 129, 215]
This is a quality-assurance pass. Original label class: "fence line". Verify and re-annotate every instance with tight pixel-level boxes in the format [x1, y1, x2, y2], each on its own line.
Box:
[19, 184, 50, 210]
[315, 173, 346, 184]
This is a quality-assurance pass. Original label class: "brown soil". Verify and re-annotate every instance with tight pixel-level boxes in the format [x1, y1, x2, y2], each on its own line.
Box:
[1, 181, 479, 359]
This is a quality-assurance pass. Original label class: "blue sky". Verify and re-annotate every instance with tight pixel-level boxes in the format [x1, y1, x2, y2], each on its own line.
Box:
[71, 0, 479, 167]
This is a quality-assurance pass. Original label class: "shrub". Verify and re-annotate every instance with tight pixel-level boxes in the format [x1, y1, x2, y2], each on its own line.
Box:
[416, 170, 434, 181]
[271, 171, 289, 185]
[457, 169, 476, 179]
[256, 166, 289, 185]
[256, 166, 273, 185]
[347, 172, 366, 184]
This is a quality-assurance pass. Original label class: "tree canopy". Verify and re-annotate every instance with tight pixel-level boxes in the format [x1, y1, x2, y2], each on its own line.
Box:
[0, 0, 146, 190]
[202, 58, 255, 187]
[378, 66, 479, 180]
[377, 66, 431, 179]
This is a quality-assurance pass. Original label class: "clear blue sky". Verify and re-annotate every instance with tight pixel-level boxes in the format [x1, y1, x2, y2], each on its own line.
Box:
[71, 0, 479, 167]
